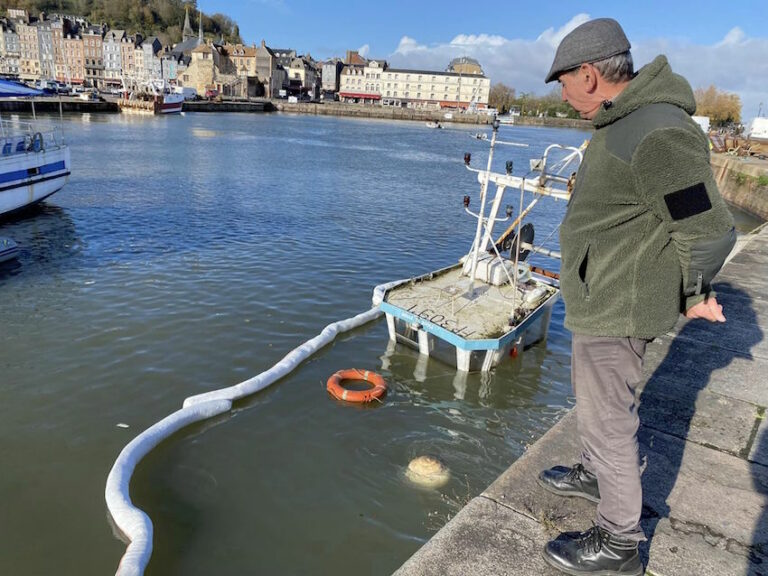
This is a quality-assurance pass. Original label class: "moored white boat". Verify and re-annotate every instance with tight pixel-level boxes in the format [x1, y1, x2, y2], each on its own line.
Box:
[0, 80, 71, 218]
[0, 121, 70, 217]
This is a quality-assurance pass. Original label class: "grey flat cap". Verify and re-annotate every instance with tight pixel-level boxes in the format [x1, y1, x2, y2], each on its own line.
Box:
[545, 18, 631, 83]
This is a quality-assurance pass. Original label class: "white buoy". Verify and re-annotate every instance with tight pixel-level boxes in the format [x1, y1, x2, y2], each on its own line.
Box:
[406, 456, 451, 489]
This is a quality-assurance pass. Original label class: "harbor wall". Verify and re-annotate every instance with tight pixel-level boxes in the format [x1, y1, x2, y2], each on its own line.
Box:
[273, 101, 593, 129]
[0, 96, 593, 130]
[711, 153, 768, 220]
[0, 97, 116, 113]
[182, 100, 269, 113]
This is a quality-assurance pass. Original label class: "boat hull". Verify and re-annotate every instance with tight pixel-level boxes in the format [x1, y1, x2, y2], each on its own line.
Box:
[0, 145, 70, 217]
[380, 262, 559, 372]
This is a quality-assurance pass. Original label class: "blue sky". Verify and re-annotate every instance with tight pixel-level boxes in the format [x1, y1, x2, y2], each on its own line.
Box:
[198, 0, 768, 120]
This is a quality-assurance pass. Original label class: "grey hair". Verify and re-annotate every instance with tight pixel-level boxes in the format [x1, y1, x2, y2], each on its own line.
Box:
[591, 51, 634, 83]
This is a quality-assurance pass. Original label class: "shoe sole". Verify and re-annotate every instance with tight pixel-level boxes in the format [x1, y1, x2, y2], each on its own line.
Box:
[541, 549, 643, 576]
[536, 476, 600, 503]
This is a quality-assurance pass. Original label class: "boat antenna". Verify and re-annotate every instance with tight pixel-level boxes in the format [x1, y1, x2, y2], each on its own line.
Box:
[466, 117, 500, 292]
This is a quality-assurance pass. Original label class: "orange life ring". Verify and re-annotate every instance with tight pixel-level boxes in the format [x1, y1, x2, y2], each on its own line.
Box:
[327, 369, 387, 403]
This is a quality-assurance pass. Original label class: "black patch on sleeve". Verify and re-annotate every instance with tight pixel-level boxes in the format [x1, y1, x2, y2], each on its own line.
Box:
[663, 183, 712, 220]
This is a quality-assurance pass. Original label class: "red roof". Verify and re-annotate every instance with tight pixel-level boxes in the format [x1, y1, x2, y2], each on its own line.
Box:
[339, 92, 381, 100]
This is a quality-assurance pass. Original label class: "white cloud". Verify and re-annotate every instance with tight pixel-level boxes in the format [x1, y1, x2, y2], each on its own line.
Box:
[537, 14, 591, 48]
[718, 26, 746, 46]
[450, 34, 508, 48]
[357, 43, 370, 57]
[387, 15, 768, 122]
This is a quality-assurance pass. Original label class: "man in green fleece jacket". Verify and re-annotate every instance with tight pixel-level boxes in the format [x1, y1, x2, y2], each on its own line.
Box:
[535, 18, 736, 576]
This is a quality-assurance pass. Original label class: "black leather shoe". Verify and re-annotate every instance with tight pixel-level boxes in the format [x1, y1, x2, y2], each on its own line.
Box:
[537, 463, 600, 503]
[543, 525, 643, 576]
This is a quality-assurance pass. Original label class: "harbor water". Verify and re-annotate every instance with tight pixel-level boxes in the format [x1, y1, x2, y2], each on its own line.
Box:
[0, 112, 759, 575]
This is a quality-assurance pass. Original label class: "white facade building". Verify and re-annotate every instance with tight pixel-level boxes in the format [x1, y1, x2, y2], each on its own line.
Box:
[339, 59, 385, 104]
[0, 21, 21, 76]
[339, 59, 490, 110]
[381, 68, 490, 110]
[103, 29, 125, 85]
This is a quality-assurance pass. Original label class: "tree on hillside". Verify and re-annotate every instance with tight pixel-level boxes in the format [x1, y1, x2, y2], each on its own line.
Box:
[695, 85, 741, 126]
[0, 0, 241, 44]
[489, 82, 516, 114]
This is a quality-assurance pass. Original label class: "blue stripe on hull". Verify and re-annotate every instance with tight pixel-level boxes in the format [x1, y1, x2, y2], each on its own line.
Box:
[0, 160, 67, 185]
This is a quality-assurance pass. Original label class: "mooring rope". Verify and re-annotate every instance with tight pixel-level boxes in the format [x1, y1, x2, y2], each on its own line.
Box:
[105, 280, 405, 576]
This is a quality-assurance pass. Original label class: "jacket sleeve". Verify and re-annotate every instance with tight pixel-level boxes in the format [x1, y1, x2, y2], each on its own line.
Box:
[631, 125, 735, 311]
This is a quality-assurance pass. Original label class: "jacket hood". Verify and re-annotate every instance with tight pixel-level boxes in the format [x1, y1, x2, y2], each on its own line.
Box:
[592, 55, 696, 128]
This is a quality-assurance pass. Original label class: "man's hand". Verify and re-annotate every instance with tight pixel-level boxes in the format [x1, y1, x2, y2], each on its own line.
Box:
[685, 296, 726, 322]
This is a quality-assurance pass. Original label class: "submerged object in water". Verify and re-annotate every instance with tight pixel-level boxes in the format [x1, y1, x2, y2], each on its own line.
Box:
[406, 456, 451, 488]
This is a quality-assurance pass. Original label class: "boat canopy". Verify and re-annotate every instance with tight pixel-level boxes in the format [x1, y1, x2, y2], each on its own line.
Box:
[0, 79, 42, 98]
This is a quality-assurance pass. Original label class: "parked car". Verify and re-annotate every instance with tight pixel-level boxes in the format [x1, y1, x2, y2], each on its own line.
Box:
[174, 86, 197, 101]
[204, 89, 219, 100]
[34, 80, 57, 95]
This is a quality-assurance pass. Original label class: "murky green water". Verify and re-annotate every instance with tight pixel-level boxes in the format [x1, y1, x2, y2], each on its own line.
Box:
[0, 112, 755, 575]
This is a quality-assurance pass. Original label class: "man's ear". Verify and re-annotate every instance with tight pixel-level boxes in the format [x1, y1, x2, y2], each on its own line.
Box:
[582, 63, 598, 93]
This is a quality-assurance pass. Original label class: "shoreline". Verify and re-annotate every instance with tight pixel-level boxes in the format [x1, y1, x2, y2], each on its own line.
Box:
[0, 96, 592, 129]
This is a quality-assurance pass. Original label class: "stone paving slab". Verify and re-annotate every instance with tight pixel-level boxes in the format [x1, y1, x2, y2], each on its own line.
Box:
[637, 427, 768, 553]
[392, 496, 562, 576]
[482, 411, 596, 534]
[714, 275, 768, 302]
[668, 314, 768, 359]
[749, 414, 768, 466]
[644, 518, 756, 576]
[638, 374, 758, 456]
[640, 335, 768, 407]
[729, 248, 768, 267]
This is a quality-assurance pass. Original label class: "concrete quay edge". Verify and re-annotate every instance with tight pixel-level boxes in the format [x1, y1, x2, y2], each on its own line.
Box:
[393, 226, 768, 576]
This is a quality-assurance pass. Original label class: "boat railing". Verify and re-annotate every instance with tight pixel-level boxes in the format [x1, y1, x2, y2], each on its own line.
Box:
[0, 118, 66, 155]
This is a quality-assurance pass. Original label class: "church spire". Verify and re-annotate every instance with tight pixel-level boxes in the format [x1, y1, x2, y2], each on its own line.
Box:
[198, 10, 204, 43]
[182, 6, 193, 41]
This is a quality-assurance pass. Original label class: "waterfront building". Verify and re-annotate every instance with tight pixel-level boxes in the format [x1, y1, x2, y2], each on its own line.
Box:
[103, 29, 125, 87]
[227, 43, 257, 77]
[168, 8, 205, 84]
[35, 17, 55, 81]
[58, 22, 85, 85]
[17, 16, 40, 82]
[339, 56, 491, 110]
[121, 34, 139, 82]
[381, 62, 490, 111]
[339, 59, 385, 105]
[254, 40, 286, 98]
[345, 50, 368, 66]
[7, 9, 27, 21]
[132, 40, 145, 82]
[138, 36, 163, 82]
[82, 25, 105, 87]
[447, 56, 484, 76]
[161, 48, 179, 84]
[0, 18, 21, 77]
[179, 42, 237, 96]
[287, 55, 318, 98]
[321, 57, 343, 97]
[271, 47, 296, 71]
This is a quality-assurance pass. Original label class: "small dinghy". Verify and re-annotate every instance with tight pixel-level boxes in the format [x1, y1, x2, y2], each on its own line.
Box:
[0, 237, 19, 263]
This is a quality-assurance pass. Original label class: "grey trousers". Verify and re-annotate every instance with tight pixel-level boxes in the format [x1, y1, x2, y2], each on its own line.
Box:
[572, 333, 649, 542]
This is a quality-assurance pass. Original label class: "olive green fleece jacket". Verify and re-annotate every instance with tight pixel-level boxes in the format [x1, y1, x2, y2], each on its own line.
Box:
[559, 55, 735, 339]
